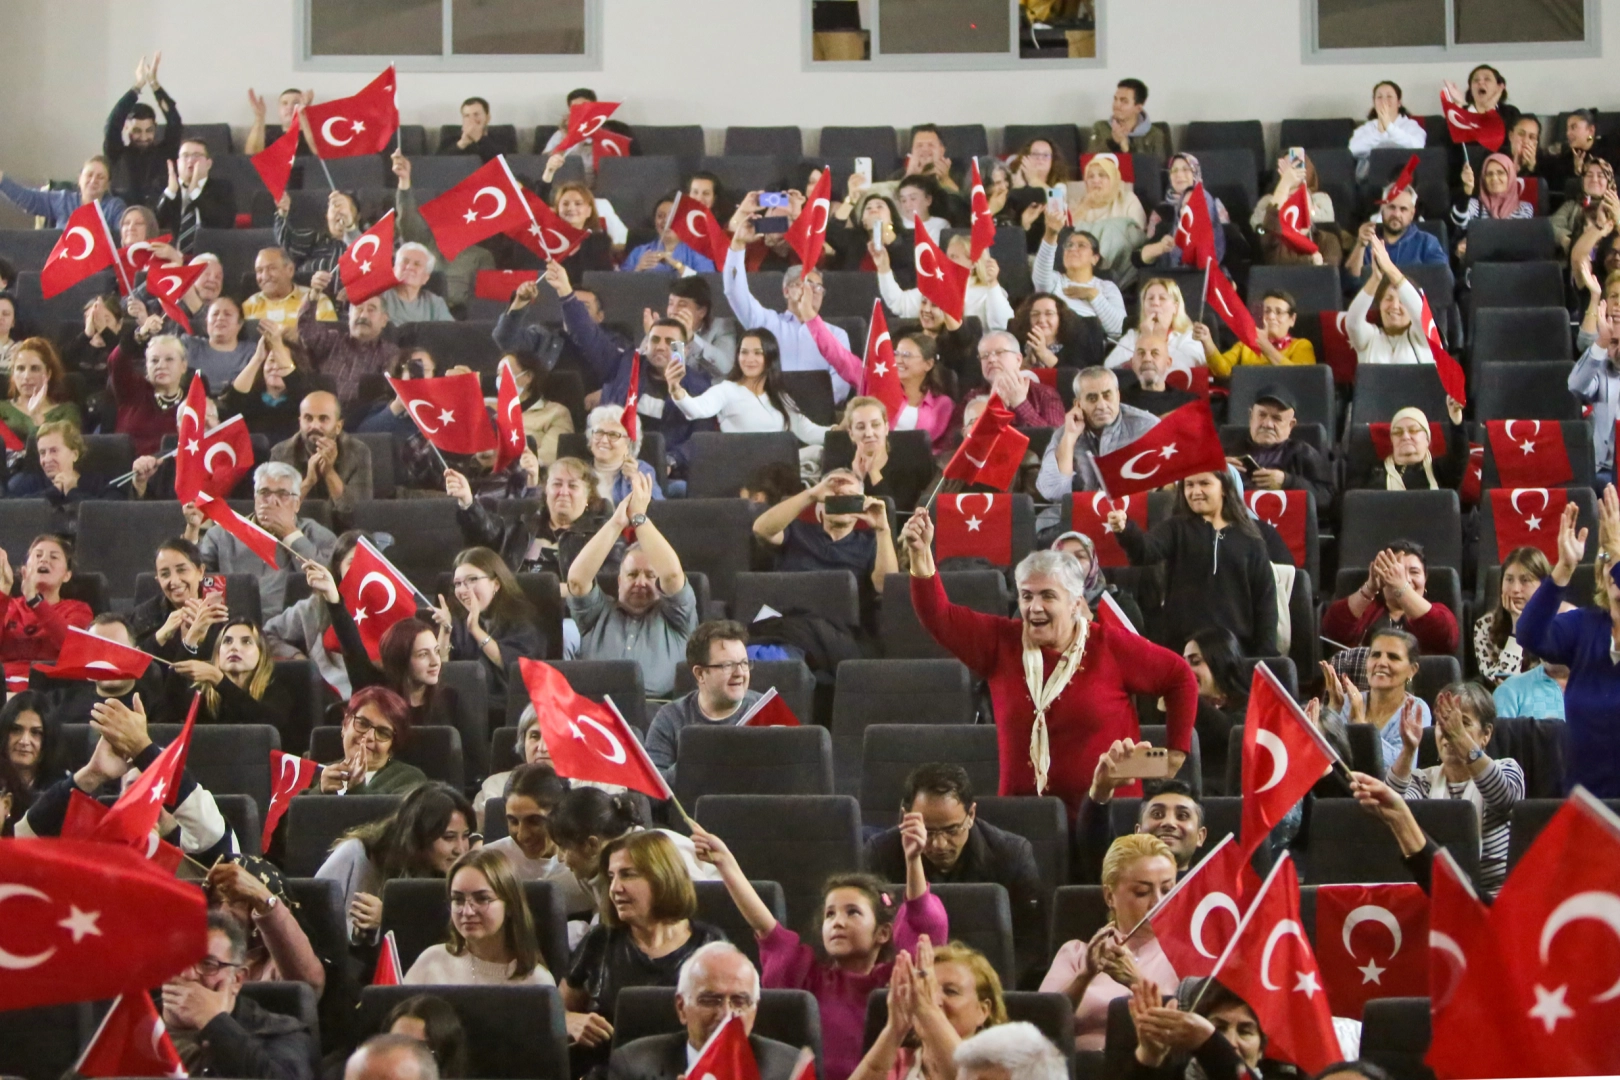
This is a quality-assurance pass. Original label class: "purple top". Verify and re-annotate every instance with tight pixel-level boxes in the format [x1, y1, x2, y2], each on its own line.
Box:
[757, 892, 948, 1080]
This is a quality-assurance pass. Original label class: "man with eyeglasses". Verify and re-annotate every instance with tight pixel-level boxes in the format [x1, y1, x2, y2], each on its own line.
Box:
[161, 911, 318, 1080]
[645, 620, 762, 785]
[863, 763, 1046, 985]
[608, 941, 802, 1080]
[197, 461, 336, 619]
[971, 330, 1064, 427]
[156, 138, 237, 254]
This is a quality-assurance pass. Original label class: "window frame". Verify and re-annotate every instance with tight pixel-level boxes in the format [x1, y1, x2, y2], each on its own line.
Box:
[1300, 0, 1600, 63]
[296, 0, 603, 73]
[802, 0, 1107, 71]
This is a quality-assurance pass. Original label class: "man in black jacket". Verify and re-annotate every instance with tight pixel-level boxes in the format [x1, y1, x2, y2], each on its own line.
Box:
[1222, 384, 1335, 518]
[105, 52, 183, 207]
[864, 763, 1045, 984]
[156, 139, 238, 252]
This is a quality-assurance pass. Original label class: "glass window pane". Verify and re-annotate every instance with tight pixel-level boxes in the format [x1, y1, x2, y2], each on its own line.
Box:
[812, 0, 870, 60]
[1455, 0, 1583, 43]
[879, 0, 1010, 54]
[452, 0, 586, 54]
[1021, 0, 1095, 59]
[311, 0, 442, 55]
[1317, 0, 1444, 48]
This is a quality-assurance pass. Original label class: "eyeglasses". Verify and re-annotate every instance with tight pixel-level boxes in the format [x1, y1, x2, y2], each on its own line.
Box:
[347, 715, 395, 743]
[699, 660, 752, 675]
[694, 993, 758, 1011]
[924, 820, 971, 841]
[451, 891, 500, 909]
[590, 430, 627, 442]
[977, 347, 1020, 362]
[191, 957, 244, 977]
[797, 281, 826, 294]
[453, 574, 491, 589]
[255, 488, 297, 501]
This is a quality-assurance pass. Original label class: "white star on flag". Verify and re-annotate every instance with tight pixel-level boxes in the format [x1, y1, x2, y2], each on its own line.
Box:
[58, 906, 101, 942]
[872, 362, 888, 376]
[1158, 443, 1179, 459]
[1292, 970, 1320, 998]
[528, 223, 542, 236]
[353, 608, 368, 624]
[352, 121, 366, 133]
[463, 209, 478, 224]
[1525, 515, 1542, 531]
[509, 430, 521, 445]
[359, 260, 371, 274]
[438, 409, 456, 425]
[1358, 959, 1385, 984]
[1529, 984, 1575, 1033]
[186, 440, 199, 453]
[965, 516, 982, 531]
[1520, 440, 1536, 454]
[149, 778, 167, 804]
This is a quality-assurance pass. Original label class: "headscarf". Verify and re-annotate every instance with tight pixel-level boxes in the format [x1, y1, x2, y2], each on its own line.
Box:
[1477, 152, 1523, 220]
[1051, 531, 1105, 603]
[1074, 155, 1139, 224]
[1382, 406, 1438, 490]
[1164, 153, 1228, 263]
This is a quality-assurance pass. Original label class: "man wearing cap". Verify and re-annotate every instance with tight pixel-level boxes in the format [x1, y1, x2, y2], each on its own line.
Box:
[1343, 184, 1447, 281]
[1547, 109, 1619, 193]
[1222, 385, 1335, 516]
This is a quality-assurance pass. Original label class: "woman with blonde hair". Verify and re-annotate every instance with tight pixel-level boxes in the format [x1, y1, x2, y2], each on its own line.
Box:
[1068, 155, 1146, 288]
[850, 938, 1007, 1080]
[404, 846, 556, 985]
[172, 621, 291, 728]
[1104, 279, 1204, 373]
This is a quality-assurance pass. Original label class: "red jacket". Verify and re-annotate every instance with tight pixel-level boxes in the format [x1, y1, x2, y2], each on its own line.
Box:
[1320, 593, 1459, 656]
[1, 595, 94, 690]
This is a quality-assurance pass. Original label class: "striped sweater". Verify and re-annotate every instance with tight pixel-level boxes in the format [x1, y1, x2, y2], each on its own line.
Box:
[1388, 757, 1525, 896]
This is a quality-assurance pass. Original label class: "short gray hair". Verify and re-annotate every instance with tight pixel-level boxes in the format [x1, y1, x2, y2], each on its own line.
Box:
[953, 1023, 1067, 1080]
[1014, 550, 1087, 602]
[346, 1035, 440, 1080]
[515, 704, 537, 754]
[254, 461, 301, 491]
[782, 265, 805, 292]
[394, 241, 437, 277]
[1073, 365, 1118, 397]
[980, 329, 1019, 355]
[586, 403, 641, 456]
[676, 941, 760, 1001]
[1441, 681, 1497, 728]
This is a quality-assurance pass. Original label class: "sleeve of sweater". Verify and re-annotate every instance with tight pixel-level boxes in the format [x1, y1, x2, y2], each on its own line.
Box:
[561, 293, 628, 384]
[1515, 575, 1581, 666]
[1319, 596, 1361, 647]
[1346, 289, 1379, 353]
[670, 382, 732, 421]
[1407, 599, 1460, 655]
[253, 900, 327, 995]
[0, 176, 59, 220]
[892, 891, 950, 956]
[1248, 543, 1279, 656]
[910, 571, 1010, 680]
[981, 286, 1015, 332]
[804, 316, 865, 389]
[1090, 281, 1126, 336]
[1112, 629, 1198, 753]
[1032, 240, 1063, 296]
[1115, 519, 1175, 567]
[1569, 344, 1612, 403]
[877, 272, 923, 319]
[1474, 757, 1526, 813]
[492, 309, 551, 359]
[213, 675, 294, 732]
[197, 1011, 313, 1080]
[644, 702, 682, 779]
[757, 922, 817, 989]
[723, 246, 778, 332]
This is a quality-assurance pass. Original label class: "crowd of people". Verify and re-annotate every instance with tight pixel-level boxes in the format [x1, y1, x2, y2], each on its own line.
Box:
[0, 57, 1615, 1080]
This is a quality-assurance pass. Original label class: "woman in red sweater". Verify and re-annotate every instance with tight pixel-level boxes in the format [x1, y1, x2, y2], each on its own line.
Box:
[900, 508, 1198, 818]
[0, 534, 94, 689]
[1320, 539, 1459, 658]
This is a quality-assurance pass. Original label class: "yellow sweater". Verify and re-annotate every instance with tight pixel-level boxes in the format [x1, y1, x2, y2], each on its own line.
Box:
[1207, 337, 1317, 379]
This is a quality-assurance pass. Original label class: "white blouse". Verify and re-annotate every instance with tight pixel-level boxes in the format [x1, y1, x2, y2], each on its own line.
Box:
[403, 944, 557, 986]
[671, 381, 828, 444]
[877, 271, 1015, 331]
[1346, 279, 1434, 365]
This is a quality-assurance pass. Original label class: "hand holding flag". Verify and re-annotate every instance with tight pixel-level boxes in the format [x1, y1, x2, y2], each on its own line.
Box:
[303, 66, 399, 159]
[942, 394, 1028, 491]
[519, 658, 672, 801]
[785, 168, 832, 272]
[339, 210, 400, 304]
[553, 101, 621, 155]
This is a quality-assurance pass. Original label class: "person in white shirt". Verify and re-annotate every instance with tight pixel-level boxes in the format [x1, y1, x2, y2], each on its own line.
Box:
[1349, 80, 1427, 173]
[404, 847, 557, 986]
[897, 175, 952, 245]
[1104, 278, 1204, 372]
[666, 329, 828, 444]
[872, 232, 1014, 331]
[1346, 236, 1434, 366]
[1032, 207, 1125, 336]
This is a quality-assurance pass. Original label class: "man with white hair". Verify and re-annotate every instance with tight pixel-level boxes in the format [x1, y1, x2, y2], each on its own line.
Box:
[1038, 367, 1158, 498]
[972, 330, 1064, 426]
[954, 1022, 1068, 1080]
[607, 941, 803, 1080]
[345, 1034, 439, 1080]
[196, 461, 337, 619]
[382, 242, 453, 324]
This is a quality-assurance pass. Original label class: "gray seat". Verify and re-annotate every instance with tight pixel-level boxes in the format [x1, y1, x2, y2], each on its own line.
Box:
[77, 500, 185, 604]
[647, 498, 758, 608]
[1301, 798, 1480, 885]
[1465, 217, 1558, 263]
[1247, 264, 1342, 314]
[1359, 998, 1434, 1080]
[215, 794, 264, 857]
[780, 369, 838, 426]
[349, 499, 463, 592]
[860, 725, 999, 819]
[1507, 798, 1620, 871]
[1279, 118, 1358, 151]
[284, 794, 403, 877]
[0, 499, 64, 568]
[1188, 148, 1259, 219]
[357, 986, 568, 1080]
[918, 125, 988, 159]
[237, 981, 321, 1072]
[818, 126, 900, 175]
[1049, 886, 1111, 953]
[62, 722, 281, 819]
[674, 725, 834, 807]
[671, 659, 816, 728]
[819, 270, 884, 318]
[1474, 362, 1582, 421]
[1227, 364, 1336, 436]
[879, 571, 1009, 659]
[831, 658, 975, 797]
[631, 125, 707, 169]
[408, 156, 480, 195]
[13, 269, 118, 325]
[610, 986, 821, 1059]
[685, 432, 801, 499]
[1365, 147, 1451, 218]
[1182, 120, 1267, 175]
[194, 227, 278, 293]
[694, 793, 862, 928]
[503, 658, 647, 733]
[700, 155, 789, 198]
[733, 569, 860, 629]
[296, 154, 388, 190]
[595, 156, 684, 230]
[1470, 306, 1571, 362]
[579, 270, 680, 324]
[0, 228, 64, 272]
[1347, 364, 1448, 427]
[437, 660, 492, 781]
[401, 321, 503, 375]
[724, 126, 805, 160]
[1337, 490, 1463, 573]
[693, 879, 787, 970]
[974, 796, 1069, 900]
[1468, 260, 1564, 309]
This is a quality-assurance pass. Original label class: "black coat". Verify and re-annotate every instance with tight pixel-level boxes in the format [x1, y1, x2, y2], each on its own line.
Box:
[1118, 515, 1279, 656]
[609, 1032, 803, 1080]
[1221, 430, 1336, 518]
[183, 995, 316, 1080]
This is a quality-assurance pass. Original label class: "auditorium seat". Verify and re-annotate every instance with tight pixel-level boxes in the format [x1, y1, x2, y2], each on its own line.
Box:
[724, 126, 805, 160]
[698, 155, 790, 202]
[1226, 364, 1336, 437]
[974, 796, 1069, 899]
[647, 498, 758, 607]
[594, 155, 683, 230]
[0, 499, 62, 568]
[1337, 490, 1463, 572]
[349, 499, 463, 592]
[0, 228, 62, 271]
[685, 431, 801, 499]
[1415, 718, 1568, 799]
[1464, 217, 1558, 263]
[580, 269, 677, 324]
[1359, 998, 1434, 1080]
[134, 571, 264, 627]
[733, 569, 860, 629]
[1246, 264, 1342, 315]
[629, 125, 707, 170]
[818, 126, 900, 175]
[780, 369, 838, 425]
[77, 499, 182, 603]
[407, 156, 480, 195]
[399, 319, 503, 374]
[611, 987, 821, 1060]
[296, 154, 388, 190]
[435, 660, 492, 780]
[1279, 118, 1357, 151]
[284, 794, 403, 877]
[1507, 797, 1620, 870]
[1188, 148, 1259, 219]
[195, 227, 278, 290]
[237, 982, 321, 1071]
[1474, 362, 1581, 421]
[1479, 486, 1597, 569]
[880, 570, 1010, 659]
[1468, 261, 1565, 310]
[672, 658, 816, 725]
[503, 658, 647, 733]
[60, 721, 279, 819]
[271, 659, 326, 767]
[357, 986, 568, 1080]
[13, 269, 118, 327]
[860, 724, 999, 819]
[694, 793, 861, 927]
[674, 724, 834, 807]
[917, 124, 988, 160]
[921, 882, 1016, 987]
[1183, 120, 1267, 175]
[693, 879, 787, 969]
[1478, 420, 1595, 488]
[926, 493, 1036, 570]
[1347, 364, 1449, 428]
[1301, 798, 1479, 885]
[1107, 797, 1245, 869]
[381, 877, 570, 979]
[831, 658, 975, 797]
[310, 725, 464, 789]
[819, 269, 883, 319]
[1049, 886, 1111, 952]
[1470, 307, 1571, 363]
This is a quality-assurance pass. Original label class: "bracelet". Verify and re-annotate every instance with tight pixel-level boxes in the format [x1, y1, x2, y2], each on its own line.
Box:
[481, 635, 494, 649]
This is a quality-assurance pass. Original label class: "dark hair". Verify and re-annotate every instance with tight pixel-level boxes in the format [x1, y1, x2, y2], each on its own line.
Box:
[0, 263, 16, 291]
[901, 762, 974, 811]
[1311, 1063, 1395, 1080]
[741, 461, 800, 506]
[1174, 470, 1258, 537]
[1140, 778, 1205, 831]
[1385, 538, 1427, 568]
[894, 333, 950, 399]
[727, 328, 798, 427]
[0, 754, 24, 834]
[2, 691, 58, 796]
[28, 533, 73, 571]
[566, 88, 598, 103]
[383, 994, 469, 1079]
[449, 547, 534, 631]
[651, 315, 690, 342]
[815, 872, 899, 962]
[1466, 64, 1508, 105]
[685, 171, 729, 219]
[1260, 289, 1297, 316]
[347, 684, 415, 753]
[461, 97, 490, 113]
[547, 787, 643, 852]
[911, 124, 945, 149]
[505, 762, 567, 807]
[1011, 139, 1069, 184]
[1010, 292, 1084, 355]
[1187, 627, 1248, 703]
[331, 529, 368, 580]
[379, 617, 438, 710]
[1492, 547, 1553, 651]
[157, 535, 205, 572]
[348, 781, 475, 878]
[208, 908, 249, 962]
[1368, 627, 1422, 667]
[897, 174, 941, 214]
[1118, 78, 1149, 105]
[685, 619, 749, 669]
[128, 103, 157, 123]
[90, 611, 132, 637]
[1367, 80, 1411, 120]
[668, 276, 714, 332]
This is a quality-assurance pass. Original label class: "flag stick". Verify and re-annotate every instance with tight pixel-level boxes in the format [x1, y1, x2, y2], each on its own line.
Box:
[317, 155, 338, 190]
[110, 447, 178, 487]
[1196, 258, 1212, 323]
[428, 442, 451, 474]
[921, 473, 950, 515]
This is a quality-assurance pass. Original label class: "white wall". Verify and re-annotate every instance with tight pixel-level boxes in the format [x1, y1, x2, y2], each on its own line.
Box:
[0, 0, 1612, 184]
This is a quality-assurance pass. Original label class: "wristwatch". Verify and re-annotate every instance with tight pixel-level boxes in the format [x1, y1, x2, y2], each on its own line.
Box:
[1466, 747, 1485, 763]
[629, 513, 648, 528]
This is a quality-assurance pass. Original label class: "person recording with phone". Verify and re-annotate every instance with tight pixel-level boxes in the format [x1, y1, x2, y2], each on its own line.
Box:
[752, 468, 898, 601]
[1342, 183, 1446, 282]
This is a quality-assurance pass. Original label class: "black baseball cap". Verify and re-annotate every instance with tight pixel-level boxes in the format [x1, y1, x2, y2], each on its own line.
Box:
[1253, 385, 1297, 412]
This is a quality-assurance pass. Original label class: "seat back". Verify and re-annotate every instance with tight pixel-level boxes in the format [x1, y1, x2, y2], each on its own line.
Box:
[504, 658, 647, 732]
[879, 571, 1008, 659]
[1187, 148, 1259, 219]
[610, 987, 821, 1059]
[831, 659, 974, 796]
[1365, 147, 1450, 217]
[685, 432, 802, 499]
[357, 986, 569, 1080]
[77, 501, 187, 604]
[860, 725, 999, 818]
[1474, 362, 1581, 421]
[633, 125, 707, 169]
[1469, 260, 1565, 309]
[973, 796, 1069, 899]
[779, 368, 838, 425]
[694, 794, 862, 928]
[0, 500, 58, 569]
[1337, 490, 1463, 572]
[1508, 797, 1620, 870]
[674, 725, 834, 807]
[1479, 485, 1598, 567]
[437, 660, 492, 781]
[1050, 886, 1112, 952]
[1303, 799, 1480, 885]
[1466, 217, 1558, 263]
[724, 126, 805, 160]
[594, 156, 684, 230]
[1359, 998, 1435, 1080]
[733, 569, 860, 629]
[818, 126, 900, 175]
[1471, 307, 1571, 363]
[1226, 364, 1336, 436]
[1348, 364, 1448, 427]
[284, 794, 404, 877]
[1247, 264, 1343, 315]
[238, 981, 321, 1070]
[1003, 124, 1081, 167]
[1182, 120, 1267, 175]
[693, 878, 787, 969]
[648, 498, 757, 607]
[215, 794, 264, 857]
[1279, 118, 1357, 150]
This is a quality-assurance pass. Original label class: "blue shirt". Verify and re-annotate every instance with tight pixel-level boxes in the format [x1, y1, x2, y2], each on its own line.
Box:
[619, 241, 715, 275]
[1384, 225, 1448, 266]
[1493, 666, 1566, 721]
[0, 176, 126, 231]
[723, 247, 853, 403]
[1516, 573, 1620, 795]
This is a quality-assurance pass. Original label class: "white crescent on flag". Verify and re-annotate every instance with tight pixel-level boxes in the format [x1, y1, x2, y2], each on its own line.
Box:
[570, 714, 627, 764]
[358, 571, 399, 615]
[1253, 728, 1289, 793]
[406, 398, 441, 434]
[321, 116, 355, 147]
[1259, 918, 1310, 991]
[472, 186, 509, 220]
[202, 442, 237, 474]
[64, 227, 96, 260]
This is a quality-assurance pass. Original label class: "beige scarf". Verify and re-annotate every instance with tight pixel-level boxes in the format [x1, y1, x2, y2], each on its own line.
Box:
[1022, 618, 1090, 794]
[1382, 406, 1439, 490]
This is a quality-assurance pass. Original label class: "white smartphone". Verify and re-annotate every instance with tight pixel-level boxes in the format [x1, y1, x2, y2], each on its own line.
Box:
[1048, 182, 1068, 204]
[854, 156, 873, 183]
[1288, 146, 1305, 169]
[872, 220, 883, 249]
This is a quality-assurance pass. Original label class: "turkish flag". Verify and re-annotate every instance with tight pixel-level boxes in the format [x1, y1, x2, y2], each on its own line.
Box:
[1427, 847, 1492, 1026]
[172, 373, 209, 504]
[620, 353, 642, 444]
[1093, 591, 1139, 636]
[1163, 366, 1211, 400]
[510, 189, 589, 263]
[1245, 489, 1307, 568]
[193, 492, 283, 567]
[42, 201, 118, 298]
[1419, 291, 1466, 405]
[304, 66, 399, 159]
[388, 371, 498, 457]
[968, 158, 996, 263]
[144, 261, 207, 334]
[553, 101, 621, 155]
[251, 108, 301, 203]
[668, 193, 731, 269]
[1440, 92, 1506, 152]
[1317, 311, 1358, 386]
[1484, 420, 1573, 488]
[0, 423, 22, 453]
[1238, 664, 1335, 860]
[1210, 855, 1341, 1074]
[418, 155, 534, 261]
[1314, 883, 1429, 1020]
[1489, 488, 1568, 563]
[1067, 491, 1145, 568]
[1093, 400, 1227, 499]
[341, 536, 421, 661]
[935, 492, 1014, 565]
[77, 992, 186, 1079]
[1382, 154, 1421, 203]
[860, 299, 905, 423]
[1173, 182, 1218, 269]
[1460, 442, 1484, 507]
[1080, 152, 1135, 182]
[1369, 422, 1447, 459]
[785, 167, 832, 272]
[1276, 182, 1319, 256]
[738, 687, 801, 728]
[339, 210, 400, 305]
[183, 415, 254, 502]
[261, 749, 318, 851]
[519, 658, 672, 800]
[1147, 833, 1248, 978]
[115, 233, 174, 296]
[1517, 175, 1541, 208]
[94, 694, 199, 852]
[494, 357, 525, 473]
[474, 270, 537, 303]
[912, 215, 969, 322]
[1204, 262, 1261, 353]
[941, 394, 1028, 491]
[592, 129, 632, 161]
[36, 626, 154, 682]
[688, 1013, 760, 1080]
[373, 930, 404, 987]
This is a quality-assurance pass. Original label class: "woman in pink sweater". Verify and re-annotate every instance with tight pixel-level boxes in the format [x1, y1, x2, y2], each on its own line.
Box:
[804, 315, 954, 452]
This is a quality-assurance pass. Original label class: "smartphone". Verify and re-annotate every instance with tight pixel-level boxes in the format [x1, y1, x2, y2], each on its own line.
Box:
[1288, 146, 1305, 170]
[871, 220, 884, 250]
[1239, 455, 1262, 473]
[1048, 182, 1068, 204]
[668, 340, 685, 366]
[201, 575, 227, 601]
[755, 216, 790, 234]
[823, 495, 866, 515]
[854, 157, 873, 183]
[1112, 745, 1173, 780]
[758, 191, 791, 209]
[406, 358, 425, 379]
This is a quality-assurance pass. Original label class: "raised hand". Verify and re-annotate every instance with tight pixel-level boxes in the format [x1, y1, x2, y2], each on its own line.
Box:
[1556, 501, 1588, 573]
[900, 506, 933, 555]
[248, 89, 266, 121]
[1399, 697, 1424, 753]
[443, 467, 474, 510]
[899, 811, 927, 861]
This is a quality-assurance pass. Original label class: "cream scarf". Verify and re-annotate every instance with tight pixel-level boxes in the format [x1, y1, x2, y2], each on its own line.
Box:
[1022, 618, 1090, 794]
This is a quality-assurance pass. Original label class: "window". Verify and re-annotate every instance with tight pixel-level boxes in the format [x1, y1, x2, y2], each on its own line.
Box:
[1305, 0, 1595, 59]
[807, 0, 1103, 70]
[301, 0, 600, 71]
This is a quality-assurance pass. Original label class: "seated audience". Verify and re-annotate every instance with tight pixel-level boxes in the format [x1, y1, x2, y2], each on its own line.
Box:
[0, 155, 125, 229]
[451, 456, 609, 580]
[1125, 977, 1293, 1080]
[752, 467, 898, 597]
[174, 621, 292, 728]
[1553, 159, 1615, 255]
[1323, 628, 1432, 762]
[1105, 279, 1205, 374]
[534, 170, 617, 275]
[646, 620, 761, 783]
[439, 96, 510, 162]
[1080, 744, 1212, 878]
[1136, 155, 1229, 272]
[1546, 108, 1618, 192]
[664, 276, 738, 380]
[1451, 152, 1533, 256]
[896, 174, 952, 244]
[668, 329, 827, 443]
[1570, 284, 1620, 483]
[339, 609, 457, 729]
[205, 856, 325, 994]
[549, 788, 718, 924]
[269, 390, 371, 515]
[874, 233, 1013, 332]
[851, 939, 1007, 1080]
[383, 243, 454, 325]
[0, 533, 93, 685]
[1346, 239, 1443, 365]
[405, 847, 557, 985]
[1047, 531, 1144, 630]
[1012, 291, 1105, 370]
[381, 996, 468, 1079]
[1358, 404, 1467, 491]
[894, 125, 965, 210]
[1342, 186, 1447, 278]
[3, 693, 62, 815]
[198, 462, 338, 620]
[483, 763, 592, 914]
[829, 188, 910, 276]
[0, 339, 78, 447]
[1116, 330, 1197, 417]
[1252, 152, 1340, 265]
[971, 331, 1064, 426]
[476, 710, 551, 826]
[1349, 80, 1427, 165]
[296, 287, 398, 414]
[1494, 660, 1568, 721]
[274, 189, 361, 284]
[442, 547, 541, 699]
[1037, 368, 1157, 497]
[1033, 215, 1124, 338]
[1086, 79, 1168, 156]
[1197, 290, 1316, 378]
[130, 538, 225, 660]
[1322, 541, 1460, 657]
[183, 296, 257, 385]
[0, 293, 17, 373]
[316, 685, 429, 796]
[31, 613, 175, 728]
[1005, 139, 1066, 248]
[622, 196, 716, 276]
[1221, 387, 1335, 513]
[1476, 547, 1565, 686]
[223, 320, 312, 448]
[108, 328, 189, 457]
[1507, 113, 1548, 180]
[390, 150, 496, 310]
[9, 421, 118, 504]
[807, 324, 953, 451]
[1181, 628, 1251, 795]
[822, 395, 937, 511]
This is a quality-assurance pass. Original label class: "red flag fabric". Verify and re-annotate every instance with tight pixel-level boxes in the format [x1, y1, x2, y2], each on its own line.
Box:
[1460, 442, 1484, 507]
[261, 749, 318, 851]
[1419, 291, 1466, 405]
[912, 215, 968, 322]
[94, 695, 198, 851]
[738, 687, 801, 728]
[494, 357, 525, 473]
[1317, 311, 1358, 386]
[941, 394, 1028, 491]
[1204, 262, 1261, 352]
[303, 66, 398, 159]
[593, 129, 632, 160]
[519, 658, 672, 800]
[339, 210, 400, 305]
[0, 423, 22, 453]
[1209, 855, 1341, 1075]
[474, 270, 537, 303]
[172, 373, 209, 504]
[1427, 848, 1492, 1026]
[77, 992, 186, 1079]
[36, 626, 153, 682]
[860, 299, 905, 424]
[41, 202, 117, 299]
[935, 493, 1014, 565]
[193, 492, 283, 567]
[510, 189, 590, 263]
[373, 930, 404, 987]
[785, 168, 832, 272]
[341, 536, 421, 661]
[185, 415, 254, 502]
[1314, 883, 1429, 1020]
[1067, 491, 1145, 567]
[1093, 401, 1227, 499]
[553, 101, 622, 155]
[1239, 665, 1335, 860]
[1382, 154, 1421, 203]
[387, 372, 498, 457]
[1484, 420, 1573, 488]
[620, 354, 642, 444]
[1163, 366, 1211, 400]
[1147, 833, 1248, 978]
[1517, 175, 1541, 208]
[1276, 182, 1319, 256]
[250, 110, 301, 203]
[1173, 182, 1218, 269]
[968, 158, 996, 263]
[1093, 591, 1139, 636]
[1440, 92, 1506, 152]
[667, 193, 731, 269]
[145, 261, 207, 334]
[1244, 489, 1308, 568]
[1489, 488, 1568, 563]
[1369, 422, 1447, 460]
[418, 156, 533, 261]
[115, 234, 173, 296]
[687, 1013, 761, 1080]
[1080, 152, 1136, 182]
